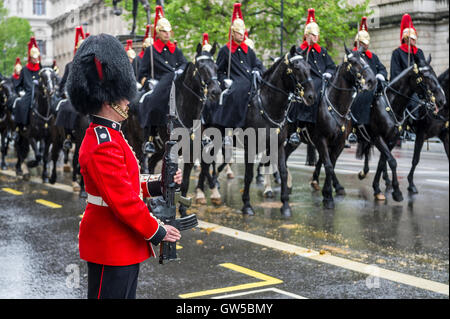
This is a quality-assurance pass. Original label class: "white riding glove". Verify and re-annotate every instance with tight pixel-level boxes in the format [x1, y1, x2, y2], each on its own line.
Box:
[376, 74, 385, 82]
[323, 73, 332, 80]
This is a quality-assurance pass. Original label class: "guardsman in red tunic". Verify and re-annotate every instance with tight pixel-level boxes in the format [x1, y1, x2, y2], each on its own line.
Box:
[66, 33, 181, 299]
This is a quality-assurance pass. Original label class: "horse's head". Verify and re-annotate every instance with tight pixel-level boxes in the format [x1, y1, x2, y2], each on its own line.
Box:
[195, 42, 221, 102]
[343, 44, 376, 92]
[0, 78, 17, 111]
[285, 46, 315, 106]
[412, 55, 447, 110]
[38, 67, 57, 98]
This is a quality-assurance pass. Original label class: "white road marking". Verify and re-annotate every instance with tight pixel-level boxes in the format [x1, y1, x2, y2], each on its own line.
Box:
[212, 287, 307, 299]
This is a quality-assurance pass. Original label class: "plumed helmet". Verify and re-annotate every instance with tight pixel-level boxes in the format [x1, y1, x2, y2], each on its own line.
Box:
[231, 3, 246, 36]
[244, 30, 254, 49]
[202, 33, 212, 52]
[28, 37, 40, 60]
[125, 39, 137, 60]
[66, 33, 137, 115]
[304, 8, 320, 36]
[400, 13, 417, 42]
[142, 24, 153, 49]
[154, 5, 172, 39]
[74, 26, 86, 55]
[355, 17, 370, 46]
[14, 57, 22, 74]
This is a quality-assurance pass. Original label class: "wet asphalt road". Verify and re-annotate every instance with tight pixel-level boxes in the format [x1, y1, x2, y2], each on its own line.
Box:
[0, 141, 448, 299]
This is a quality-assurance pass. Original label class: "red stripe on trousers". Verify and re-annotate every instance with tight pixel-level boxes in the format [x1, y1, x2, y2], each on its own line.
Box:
[97, 265, 105, 299]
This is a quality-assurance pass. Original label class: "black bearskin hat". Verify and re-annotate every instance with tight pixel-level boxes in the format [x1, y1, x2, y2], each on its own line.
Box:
[67, 33, 136, 115]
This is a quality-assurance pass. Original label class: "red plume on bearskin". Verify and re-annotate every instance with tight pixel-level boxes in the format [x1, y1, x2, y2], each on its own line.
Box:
[153, 5, 165, 40]
[74, 26, 86, 55]
[400, 13, 417, 41]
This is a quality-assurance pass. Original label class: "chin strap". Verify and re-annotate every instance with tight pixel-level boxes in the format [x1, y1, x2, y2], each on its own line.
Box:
[111, 102, 129, 120]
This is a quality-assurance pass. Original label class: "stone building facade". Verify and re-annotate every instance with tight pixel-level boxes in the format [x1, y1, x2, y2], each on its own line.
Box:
[48, 0, 129, 71]
[367, 0, 449, 77]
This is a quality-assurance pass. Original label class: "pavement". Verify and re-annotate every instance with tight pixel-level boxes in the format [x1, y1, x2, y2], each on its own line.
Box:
[0, 141, 448, 299]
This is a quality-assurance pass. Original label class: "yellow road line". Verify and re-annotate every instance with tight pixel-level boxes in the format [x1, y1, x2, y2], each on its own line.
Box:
[2, 188, 23, 195]
[35, 199, 62, 209]
[179, 263, 283, 299]
[198, 220, 449, 296]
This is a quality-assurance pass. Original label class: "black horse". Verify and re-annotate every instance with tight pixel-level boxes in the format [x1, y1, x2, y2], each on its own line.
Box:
[199, 46, 316, 217]
[16, 67, 64, 183]
[284, 45, 376, 209]
[123, 43, 221, 215]
[356, 56, 446, 200]
[112, 0, 151, 35]
[406, 68, 449, 193]
[0, 78, 16, 170]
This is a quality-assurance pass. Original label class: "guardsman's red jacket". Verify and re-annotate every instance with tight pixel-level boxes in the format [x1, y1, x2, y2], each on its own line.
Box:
[78, 115, 166, 266]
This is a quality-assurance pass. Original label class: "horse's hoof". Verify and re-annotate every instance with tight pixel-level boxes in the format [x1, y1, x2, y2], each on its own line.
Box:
[256, 175, 264, 185]
[263, 190, 274, 199]
[242, 206, 255, 216]
[211, 198, 222, 206]
[273, 172, 281, 185]
[335, 187, 346, 196]
[358, 171, 367, 180]
[392, 190, 404, 202]
[63, 164, 71, 172]
[27, 160, 39, 168]
[195, 198, 207, 205]
[280, 205, 292, 218]
[310, 180, 320, 191]
[79, 190, 87, 199]
[374, 193, 386, 201]
[49, 175, 57, 185]
[408, 185, 419, 194]
[323, 199, 335, 210]
[42, 177, 49, 184]
[72, 182, 81, 192]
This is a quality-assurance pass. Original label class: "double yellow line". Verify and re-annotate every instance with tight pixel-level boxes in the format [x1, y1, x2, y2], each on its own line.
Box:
[1, 187, 62, 209]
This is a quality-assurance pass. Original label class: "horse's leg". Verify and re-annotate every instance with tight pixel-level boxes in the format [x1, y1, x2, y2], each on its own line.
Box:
[1, 131, 7, 170]
[256, 162, 264, 184]
[178, 162, 194, 217]
[316, 139, 335, 209]
[195, 162, 207, 205]
[278, 143, 292, 217]
[407, 131, 425, 194]
[130, 0, 138, 35]
[242, 147, 255, 215]
[379, 138, 403, 202]
[441, 130, 449, 160]
[306, 143, 317, 166]
[311, 158, 322, 191]
[41, 140, 50, 183]
[330, 144, 346, 196]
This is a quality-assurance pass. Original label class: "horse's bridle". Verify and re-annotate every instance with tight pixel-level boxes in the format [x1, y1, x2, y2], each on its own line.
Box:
[32, 67, 56, 127]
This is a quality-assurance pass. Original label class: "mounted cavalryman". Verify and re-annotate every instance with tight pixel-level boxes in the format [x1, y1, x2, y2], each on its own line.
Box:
[390, 13, 427, 135]
[288, 8, 336, 146]
[11, 58, 23, 90]
[350, 16, 388, 141]
[55, 26, 86, 152]
[209, 2, 265, 130]
[138, 5, 187, 155]
[13, 37, 41, 131]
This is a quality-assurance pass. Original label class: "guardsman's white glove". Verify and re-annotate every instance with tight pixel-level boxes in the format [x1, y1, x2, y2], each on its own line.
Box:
[376, 74, 385, 82]
[323, 73, 332, 80]
[223, 79, 233, 89]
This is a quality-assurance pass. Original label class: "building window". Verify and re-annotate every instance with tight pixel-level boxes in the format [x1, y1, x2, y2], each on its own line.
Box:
[36, 40, 47, 56]
[17, 0, 23, 14]
[33, 0, 46, 16]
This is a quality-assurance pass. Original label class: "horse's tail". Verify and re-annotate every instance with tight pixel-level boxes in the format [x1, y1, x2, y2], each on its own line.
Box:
[356, 140, 372, 160]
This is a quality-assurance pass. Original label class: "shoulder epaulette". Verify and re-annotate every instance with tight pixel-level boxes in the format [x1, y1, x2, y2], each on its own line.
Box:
[94, 126, 111, 144]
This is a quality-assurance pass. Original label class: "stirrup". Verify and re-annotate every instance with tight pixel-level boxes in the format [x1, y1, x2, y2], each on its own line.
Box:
[143, 141, 156, 154]
[63, 138, 72, 151]
[288, 132, 301, 147]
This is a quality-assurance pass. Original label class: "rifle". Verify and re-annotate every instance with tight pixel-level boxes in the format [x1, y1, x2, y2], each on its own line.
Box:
[153, 81, 198, 265]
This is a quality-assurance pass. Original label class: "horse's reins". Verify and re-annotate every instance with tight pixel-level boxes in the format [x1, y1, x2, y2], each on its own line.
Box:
[32, 67, 55, 127]
[172, 54, 216, 137]
[254, 53, 313, 131]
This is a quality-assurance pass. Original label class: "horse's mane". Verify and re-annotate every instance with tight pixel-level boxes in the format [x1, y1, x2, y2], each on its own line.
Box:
[262, 56, 284, 80]
[438, 68, 449, 85]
